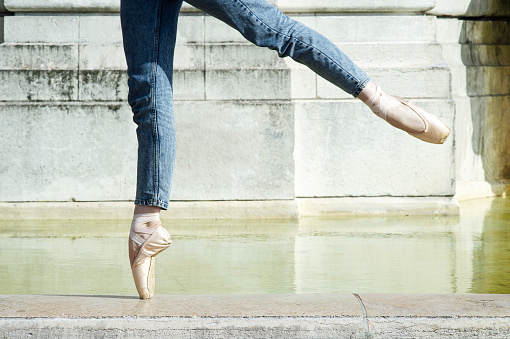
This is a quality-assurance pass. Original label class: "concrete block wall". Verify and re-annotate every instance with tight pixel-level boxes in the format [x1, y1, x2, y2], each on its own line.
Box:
[0, 0, 464, 210]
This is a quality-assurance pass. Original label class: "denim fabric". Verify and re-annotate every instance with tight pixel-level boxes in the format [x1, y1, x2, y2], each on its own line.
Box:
[120, 0, 370, 209]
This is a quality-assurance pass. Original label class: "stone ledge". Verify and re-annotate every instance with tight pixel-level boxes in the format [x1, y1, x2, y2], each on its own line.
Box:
[297, 197, 460, 216]
[0, 197, 462, 220]
[1, 294, 510, 318]
[3, 0, 435, 13]
[0, 294, 509, 338]
[1, 316, 509, 339]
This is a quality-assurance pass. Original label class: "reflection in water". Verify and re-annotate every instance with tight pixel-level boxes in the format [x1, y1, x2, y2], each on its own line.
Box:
[0, 198, 509, 295]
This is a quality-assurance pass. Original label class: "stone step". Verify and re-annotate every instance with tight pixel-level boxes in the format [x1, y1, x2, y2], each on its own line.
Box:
[318, 66, 451, 100]
[205, 43, 445, 69]
[206, 14, 437, 44]
[0, 44, 78, 70]
[3, 14, 438, 44]
[0, 41, 445, 71]
[0, 66, 452, 102]
[0, 70, 78, 101]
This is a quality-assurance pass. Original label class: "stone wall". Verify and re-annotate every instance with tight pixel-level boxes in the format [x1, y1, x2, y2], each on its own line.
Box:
[0, 0, 472, 211]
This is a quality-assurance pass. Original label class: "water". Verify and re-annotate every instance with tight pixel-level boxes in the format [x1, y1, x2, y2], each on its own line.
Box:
[0, 197, 509, 295]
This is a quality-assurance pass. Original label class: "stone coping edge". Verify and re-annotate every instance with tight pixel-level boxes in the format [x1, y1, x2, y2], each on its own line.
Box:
[2, 2, 433, 14]
[0, 197, 460, 220]
[2, 294, 509, 338]
[1, 294, 510, 318]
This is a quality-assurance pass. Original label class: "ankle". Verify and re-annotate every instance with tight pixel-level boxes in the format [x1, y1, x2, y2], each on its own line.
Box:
[358, 81, 377, 103]
[134, 204, 161, 215]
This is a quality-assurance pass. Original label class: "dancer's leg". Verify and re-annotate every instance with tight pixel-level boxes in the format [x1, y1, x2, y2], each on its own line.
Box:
[185, 0, 450, 143]
[121, 0, 181, 299]
[121, 0, 183, 211]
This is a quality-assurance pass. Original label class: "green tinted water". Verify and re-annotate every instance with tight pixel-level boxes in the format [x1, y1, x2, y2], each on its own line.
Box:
[0, 197, 509, 295]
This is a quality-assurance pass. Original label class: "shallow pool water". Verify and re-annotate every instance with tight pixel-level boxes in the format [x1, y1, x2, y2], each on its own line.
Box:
[1, 197, 509, 295]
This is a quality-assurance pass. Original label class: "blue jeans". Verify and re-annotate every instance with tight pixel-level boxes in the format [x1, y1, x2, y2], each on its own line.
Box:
[120, 0, 370, 210]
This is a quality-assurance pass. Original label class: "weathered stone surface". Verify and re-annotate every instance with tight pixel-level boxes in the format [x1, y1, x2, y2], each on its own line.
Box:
[0, 295, 363, 317]
[0, 100, 297, 202]
[78, 70, 126, 101]
[0, 17, 4, 42]
[0, 3, 470, 205]
[467, 66, 510, 97]
[428, 0, 510, 17]
[296, 15, 437, 43]
[204, 15, 437, 44]
[176, 15, 205, 44]
[298, 197, 459, 217]
[294, 100, 455, 197]
[0, 44, 77, 70]
[277, 0, 435, 13]
[205, 44, 287, 70]
[79, 15, 122, 43]
[0, 70, 78, 101]
[205, 69, 291, 100]
[173, 70, 205, 100]
[3, 14, 437, 45]
[466, 96, 510, 181]
[4, 0, 119, 12]
[3, 15, 79, 43]
[1, 1, 215, 13]
[3, 15, 121, 43]
[79, 44, 126, 71]
[205, 42, 445, 70]
[462, 45, 510, 67]
[339, 42, 445, 68]
[171, 100, 295, 200]
[0, 200, 300, 220]
[1, 0, 437, 14]
[174, 44, 205, 70]
[317, 66, 452, 99]
[0, 103, 137, 202]
[460, 20, 510, 45]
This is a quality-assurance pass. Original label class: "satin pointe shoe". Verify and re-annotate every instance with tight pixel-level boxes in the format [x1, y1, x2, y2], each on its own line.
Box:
[367, 86, 450, 144]
[129, 220, 172, 299]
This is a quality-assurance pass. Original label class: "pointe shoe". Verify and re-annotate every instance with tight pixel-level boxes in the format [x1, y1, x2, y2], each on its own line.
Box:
[367, 86, 450, 144]
[129, 220, 171, 299]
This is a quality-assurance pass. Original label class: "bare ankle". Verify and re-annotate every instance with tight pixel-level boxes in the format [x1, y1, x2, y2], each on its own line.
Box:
[134, 204, 161, 216]
[358, 81, 377, 103]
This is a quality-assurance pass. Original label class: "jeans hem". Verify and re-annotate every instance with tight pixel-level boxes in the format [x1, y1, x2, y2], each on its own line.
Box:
[353, 77, 371, 98]
[134, 199, 169, 210]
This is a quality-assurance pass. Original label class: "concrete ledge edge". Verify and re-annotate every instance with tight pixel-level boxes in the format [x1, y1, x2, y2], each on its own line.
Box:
[1, 294, 510, 318]
[0, 197, 463, 220]
[297, 196, 460, 217]
[1, 294, 509, 338]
